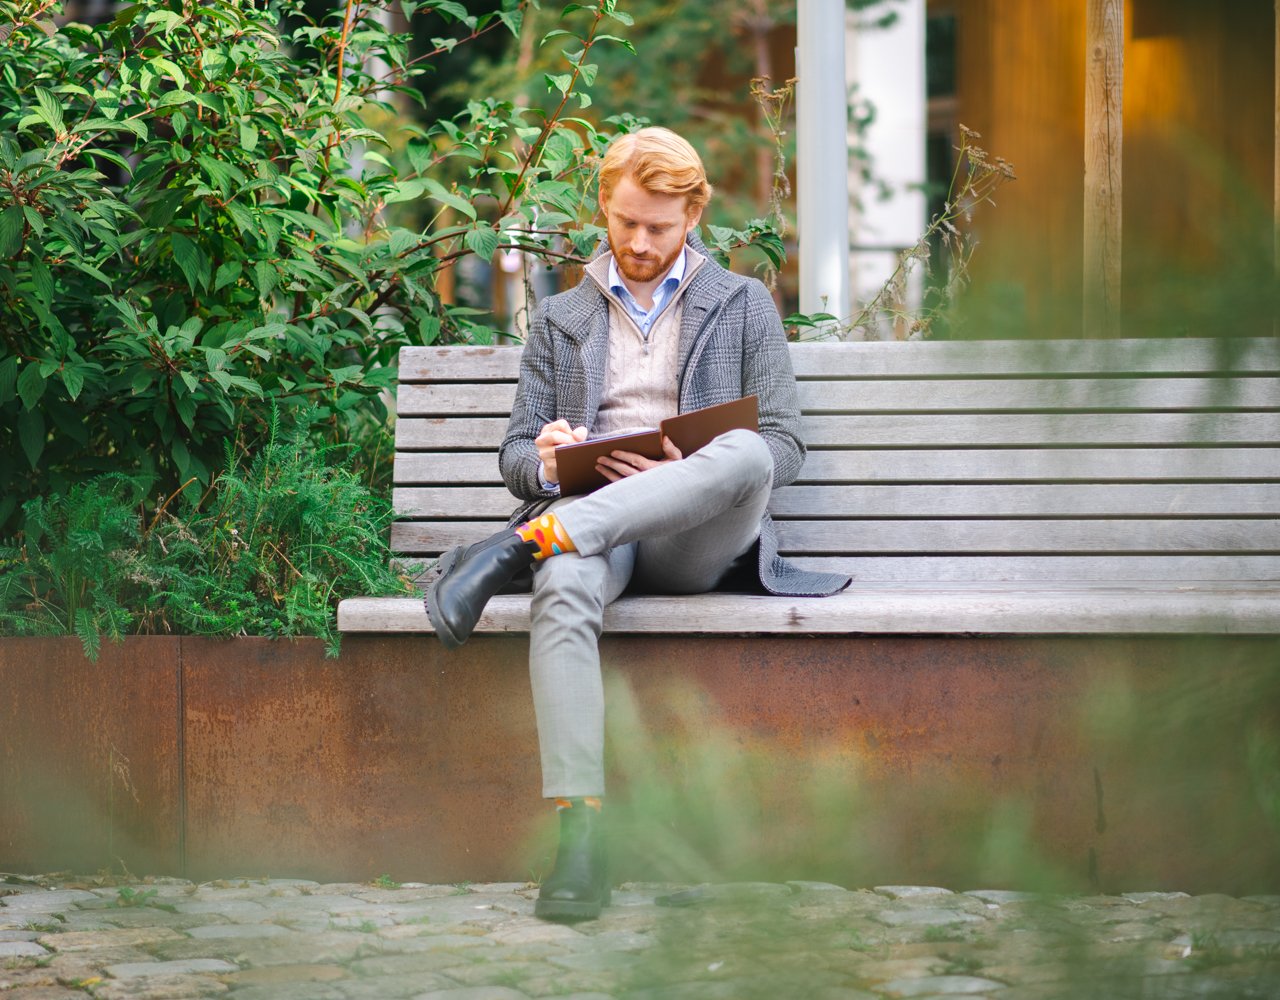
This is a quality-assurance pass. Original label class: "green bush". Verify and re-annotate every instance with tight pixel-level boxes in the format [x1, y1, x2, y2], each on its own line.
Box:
[0, 0, 790, 649]
[0, 0, 676, 533]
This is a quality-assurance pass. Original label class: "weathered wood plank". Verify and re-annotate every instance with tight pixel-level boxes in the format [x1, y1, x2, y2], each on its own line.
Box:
[798, 413, 1280, 447]
[394, 453, 502, 484]
[774, 519, 1280, 554]
[396, 418, 509, 450]
[396, 377, 1280, 417]
[394, 486, 520, 517]
[786, 337, 1280, 377]
[391, 520, 510, 554]
[396, 412, 1280, 451]
[394, 448, 1280, 485]
[393, 483, 1280, 520]
[399, 338, 1280, 382]
[794, 448, 1280, 483]
[337, 584, 1280, 635]
[788, 555, 1280, 582]
[390, 517, 1280, 556]
[795, 377, 1280, 413]
[772, 483, 1280, 517]
[398, 346, 522, 381]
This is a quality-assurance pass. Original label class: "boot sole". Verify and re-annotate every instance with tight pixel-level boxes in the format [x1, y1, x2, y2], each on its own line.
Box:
[425, 546, 466, 650]
[534, 885, 611, 922]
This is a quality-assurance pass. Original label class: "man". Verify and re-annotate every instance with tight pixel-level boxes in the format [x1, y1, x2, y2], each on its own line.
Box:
[426, 127, 850, 921]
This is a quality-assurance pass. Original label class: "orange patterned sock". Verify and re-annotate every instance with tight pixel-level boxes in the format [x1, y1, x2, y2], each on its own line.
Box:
[515, 513, 577, 561]
[554, 796, 603, 812]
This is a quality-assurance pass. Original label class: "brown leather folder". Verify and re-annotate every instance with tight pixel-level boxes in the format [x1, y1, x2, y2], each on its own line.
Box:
[554, 395, 759, 496]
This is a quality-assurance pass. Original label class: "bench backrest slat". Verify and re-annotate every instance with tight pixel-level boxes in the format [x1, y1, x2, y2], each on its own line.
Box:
[393, 337, 1280, 582]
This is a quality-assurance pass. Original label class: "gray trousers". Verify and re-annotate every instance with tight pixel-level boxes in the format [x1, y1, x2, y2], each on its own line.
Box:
[528, 429, 774, 798]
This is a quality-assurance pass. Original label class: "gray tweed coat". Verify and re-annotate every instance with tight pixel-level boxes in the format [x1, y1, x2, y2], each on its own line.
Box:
[499, 232, 850, 598]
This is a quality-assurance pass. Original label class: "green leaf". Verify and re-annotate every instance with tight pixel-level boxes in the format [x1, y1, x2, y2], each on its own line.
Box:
[17, 361, 46, 410]
[144, 9, 186, 33]
[214, 259, 243, 291]
[0, 355, 17, 403]
[498, 8, 523, 35]
[544, 73, 573, 96]
[0, 206, 24, 258]
[328, 365, 363, 386]
[179, 370, 200, 393]
[421, 177, 477, 220]
[464, 227, 500, 259]
[226, 375, 263, 396]
[34, 87, 65, 134]
[150, 56, 184, 86]
[239, 119, 258, 152]
[171, 233, 210, 292]
[253, 260, 277, 298]
[431, 0, 473, 24]
[17, 408, 45, 468]
[155, 90, 194, 108]
[382, 178, 428, 205]
[61, 365, 85, 401]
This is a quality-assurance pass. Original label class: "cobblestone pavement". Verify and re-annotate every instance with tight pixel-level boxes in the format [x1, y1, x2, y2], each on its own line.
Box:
[3, 876, 1280, 999]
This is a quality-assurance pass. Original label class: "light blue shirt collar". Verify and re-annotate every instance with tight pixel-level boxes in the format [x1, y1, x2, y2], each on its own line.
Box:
[607, 248, 686, 337]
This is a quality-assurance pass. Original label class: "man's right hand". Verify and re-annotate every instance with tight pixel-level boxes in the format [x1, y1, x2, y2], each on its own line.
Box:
[535, 420, 588, 485]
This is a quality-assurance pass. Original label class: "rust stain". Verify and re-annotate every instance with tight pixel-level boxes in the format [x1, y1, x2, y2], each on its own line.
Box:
[4, 634, 1279, 893]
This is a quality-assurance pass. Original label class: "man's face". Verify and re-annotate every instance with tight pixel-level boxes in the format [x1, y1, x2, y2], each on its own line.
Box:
[601, 174, 702, 286]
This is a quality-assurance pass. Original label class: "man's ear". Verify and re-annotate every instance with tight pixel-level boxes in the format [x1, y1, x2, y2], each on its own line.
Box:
[685, 205, 703, 233]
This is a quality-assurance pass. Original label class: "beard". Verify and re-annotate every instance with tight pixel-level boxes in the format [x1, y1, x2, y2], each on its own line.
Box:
[613, 240, 684, 285]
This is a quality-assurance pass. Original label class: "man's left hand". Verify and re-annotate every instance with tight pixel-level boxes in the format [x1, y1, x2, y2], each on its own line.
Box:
[596, 436, 683, 482]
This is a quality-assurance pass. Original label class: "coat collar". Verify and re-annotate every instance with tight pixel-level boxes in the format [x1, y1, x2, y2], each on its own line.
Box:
[550, 230, 735, 345]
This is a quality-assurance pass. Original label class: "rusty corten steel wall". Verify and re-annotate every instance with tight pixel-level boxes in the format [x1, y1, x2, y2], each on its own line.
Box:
[0, 636, 183, 876]
[4, 635, 1278, 891]
[180, 635, 545, 884]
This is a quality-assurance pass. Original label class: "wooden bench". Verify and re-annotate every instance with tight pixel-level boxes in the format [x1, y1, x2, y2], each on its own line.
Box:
[338, 336, 1280, 635]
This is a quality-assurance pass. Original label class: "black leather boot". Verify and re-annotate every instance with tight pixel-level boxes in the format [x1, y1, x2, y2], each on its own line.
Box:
[535, 801, 610, 922]
[425, 529, 537, 649]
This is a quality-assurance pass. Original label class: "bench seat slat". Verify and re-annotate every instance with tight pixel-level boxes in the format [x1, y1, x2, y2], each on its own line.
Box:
[393, 449, 1280, 485]
[390, 517, 1280, 556]
[395, 413, 1280, 451]
[793, 449, 1280, 483]
[396, 377, 1280, 417]
[397, 337, 1280, 381]
[787, 337, 1280, 377]
[393, 483, 1280, 520]
[789, 554, 1280, 582]
[775, 518, 1280, 553]
[337, 583, 1280, 635]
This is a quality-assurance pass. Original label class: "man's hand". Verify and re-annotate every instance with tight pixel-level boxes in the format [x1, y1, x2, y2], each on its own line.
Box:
[596, 436, 683, 483]
[536, 420, 588, 484]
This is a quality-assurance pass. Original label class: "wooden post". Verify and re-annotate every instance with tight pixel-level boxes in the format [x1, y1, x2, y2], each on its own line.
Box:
[1084, 0, 1124, 338]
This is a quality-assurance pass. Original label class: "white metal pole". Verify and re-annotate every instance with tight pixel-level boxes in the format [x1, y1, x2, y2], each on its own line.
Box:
[796, 0, 852, 331]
